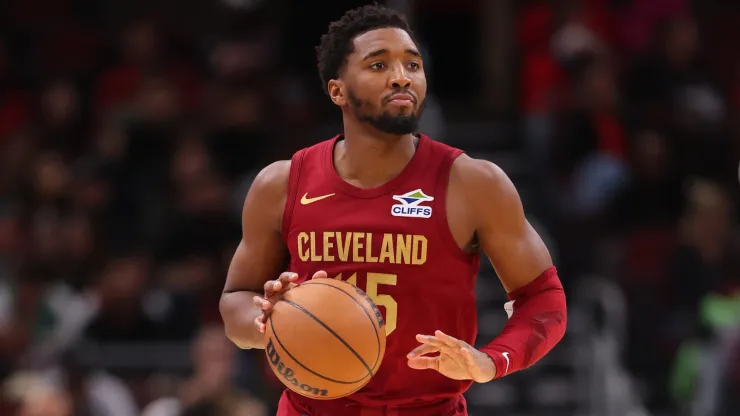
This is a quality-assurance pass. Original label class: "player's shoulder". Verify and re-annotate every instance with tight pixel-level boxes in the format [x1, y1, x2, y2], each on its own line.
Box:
[250, 160, 292, 200]
[419, 133, 512, 195]
[449, 155, 519, 208]
[450, 154, 508, 187]
[241, 160, 291, 230]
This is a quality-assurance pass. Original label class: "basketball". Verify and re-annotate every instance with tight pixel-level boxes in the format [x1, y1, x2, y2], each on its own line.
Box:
[264, 278, 387, 400]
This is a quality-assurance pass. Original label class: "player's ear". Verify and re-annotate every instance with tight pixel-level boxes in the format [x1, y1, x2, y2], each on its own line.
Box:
[328, 79, 347, 107]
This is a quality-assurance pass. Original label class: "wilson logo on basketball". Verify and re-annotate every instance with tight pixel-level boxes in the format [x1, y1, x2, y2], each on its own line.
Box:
[266, 338, 329, 397]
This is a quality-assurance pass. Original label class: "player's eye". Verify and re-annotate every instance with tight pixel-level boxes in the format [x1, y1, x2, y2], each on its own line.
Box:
[369, 62, 386, 70]
[407, 61, 421, 70]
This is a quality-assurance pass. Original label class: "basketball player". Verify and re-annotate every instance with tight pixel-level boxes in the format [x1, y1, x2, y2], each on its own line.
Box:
[220, 4, 567, 416]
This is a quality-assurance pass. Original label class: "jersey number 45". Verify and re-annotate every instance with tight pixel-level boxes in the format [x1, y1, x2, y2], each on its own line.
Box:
[332, 272, 397, 336]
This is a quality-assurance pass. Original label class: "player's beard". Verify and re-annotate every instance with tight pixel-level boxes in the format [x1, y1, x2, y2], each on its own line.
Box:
[348, 90, 423, 135]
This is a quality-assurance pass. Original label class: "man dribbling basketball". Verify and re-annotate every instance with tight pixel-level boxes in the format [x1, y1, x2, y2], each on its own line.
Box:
[220, 4, 567, 416]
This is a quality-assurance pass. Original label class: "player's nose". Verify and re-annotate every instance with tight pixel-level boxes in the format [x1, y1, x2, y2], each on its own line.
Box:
[388, 64, 412, 89]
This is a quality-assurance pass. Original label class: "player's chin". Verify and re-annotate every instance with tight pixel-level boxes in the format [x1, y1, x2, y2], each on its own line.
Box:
[385, 109, 417, 122]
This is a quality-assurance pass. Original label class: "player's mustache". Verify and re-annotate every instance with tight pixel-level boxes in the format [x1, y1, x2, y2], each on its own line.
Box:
[383, 89, 418, 104]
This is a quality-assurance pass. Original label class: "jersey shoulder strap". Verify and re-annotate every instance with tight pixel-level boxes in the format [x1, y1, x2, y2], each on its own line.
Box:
[428, 138, 469, 260]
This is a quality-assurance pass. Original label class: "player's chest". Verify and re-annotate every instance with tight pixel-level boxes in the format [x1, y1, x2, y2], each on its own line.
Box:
[287, 188, 441, 264]
[290, 186, 439, 231]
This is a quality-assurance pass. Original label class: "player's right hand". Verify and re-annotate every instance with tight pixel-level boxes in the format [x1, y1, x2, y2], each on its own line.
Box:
[253, 272, 298, 333]
[253, 270, 328, 333]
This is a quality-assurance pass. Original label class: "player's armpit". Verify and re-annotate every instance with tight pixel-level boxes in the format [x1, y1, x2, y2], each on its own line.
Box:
[220, 160, 291, 350]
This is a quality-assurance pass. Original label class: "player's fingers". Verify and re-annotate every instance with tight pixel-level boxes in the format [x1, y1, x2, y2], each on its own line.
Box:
[264, 279, 282, 295]
[434, 330, 461, 348]
[252, 296, 271, 311]
[311, 270, 328, 280]
[407, 356, 440, 371]
[415, 334, 448, 349]
[278, 272, 299, 286]
[254, 315, 266, 333]
[406, 343, 441, 358]
[265, 272, 297, 295]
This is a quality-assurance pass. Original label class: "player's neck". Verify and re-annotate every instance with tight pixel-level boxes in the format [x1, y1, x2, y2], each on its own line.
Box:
[335, 122, 418, 189]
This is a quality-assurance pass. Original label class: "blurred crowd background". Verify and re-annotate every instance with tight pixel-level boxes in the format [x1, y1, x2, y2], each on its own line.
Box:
[2, 0, 740, 415]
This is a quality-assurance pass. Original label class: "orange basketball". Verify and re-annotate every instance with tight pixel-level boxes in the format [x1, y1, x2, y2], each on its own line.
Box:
[264, 278, 386, 399]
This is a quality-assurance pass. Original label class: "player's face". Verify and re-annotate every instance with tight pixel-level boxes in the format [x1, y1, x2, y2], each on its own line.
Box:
[330, 28, 427, 135]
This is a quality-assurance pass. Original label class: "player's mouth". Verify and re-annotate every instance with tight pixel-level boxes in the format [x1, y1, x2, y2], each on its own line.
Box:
[385, 93, 415, 107]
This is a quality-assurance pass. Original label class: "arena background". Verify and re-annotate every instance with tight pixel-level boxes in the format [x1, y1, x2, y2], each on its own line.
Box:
[2, 0, 740, 415]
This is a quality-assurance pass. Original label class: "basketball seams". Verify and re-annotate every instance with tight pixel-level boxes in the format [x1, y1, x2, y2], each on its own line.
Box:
[266, 279, 386, 399]
[268, 312, 369, 385]
[282, 298, 375, 376]
[299, 281, 383, 371]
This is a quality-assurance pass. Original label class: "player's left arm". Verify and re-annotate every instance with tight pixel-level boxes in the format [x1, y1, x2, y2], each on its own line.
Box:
[463, 157, 566, 379]
[408, 156, 566, 382]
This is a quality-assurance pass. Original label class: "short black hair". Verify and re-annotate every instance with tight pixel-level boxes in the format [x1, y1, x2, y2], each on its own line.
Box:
[316, 3, 414, 93]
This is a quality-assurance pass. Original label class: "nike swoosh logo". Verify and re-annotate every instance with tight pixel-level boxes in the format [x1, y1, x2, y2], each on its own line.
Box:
[300, 192, 335, 205]
[502, 352, 510, 376]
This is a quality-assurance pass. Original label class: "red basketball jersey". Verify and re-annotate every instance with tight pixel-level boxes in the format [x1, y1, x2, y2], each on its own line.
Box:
[281, 134, 481, 409]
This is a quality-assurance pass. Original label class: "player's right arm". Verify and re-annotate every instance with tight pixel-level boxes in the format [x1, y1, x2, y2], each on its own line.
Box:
[220, 160, 294, 350]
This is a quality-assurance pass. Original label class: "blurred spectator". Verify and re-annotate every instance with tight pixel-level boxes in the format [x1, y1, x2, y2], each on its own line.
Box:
[95, 18, 201, 115]
[625, 15, 726, 149]
[84, 254, 159, 343]
[35, 79, 88, 159]
[16, 383, 72, 416]
[667, 180, 740, 411]
[553, 51, 627, 218]
[609, 129, 684, 234]
[205, 82, 274, 180]
[141, 325, 267, 416]
[671, 180, 738, 315]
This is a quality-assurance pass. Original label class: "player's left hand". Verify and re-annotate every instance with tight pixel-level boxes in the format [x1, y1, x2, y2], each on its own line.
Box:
[407, 330, 496, 383]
